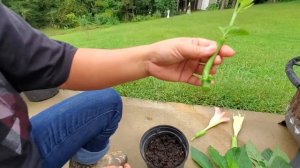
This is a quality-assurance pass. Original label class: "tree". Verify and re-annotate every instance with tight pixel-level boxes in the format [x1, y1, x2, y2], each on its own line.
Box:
[2, 0, 169, 28]
[192, 0, 199, 11]
[220, 0, 228, 9]
[120, 0, 135, 21]
[134, 0, 155, 15]
[231, 0, 237, 8]
[75, 0, 96, 15]
[155, 0, 177, 17]
[2, 0, 27, 17]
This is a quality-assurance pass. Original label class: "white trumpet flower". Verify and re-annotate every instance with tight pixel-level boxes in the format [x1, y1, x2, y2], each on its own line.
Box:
[232, 112, 245, 148]
[192, 107, 230, 141]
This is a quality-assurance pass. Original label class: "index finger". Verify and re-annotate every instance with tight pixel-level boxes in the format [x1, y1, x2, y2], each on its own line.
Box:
[180, 38, 217, 47]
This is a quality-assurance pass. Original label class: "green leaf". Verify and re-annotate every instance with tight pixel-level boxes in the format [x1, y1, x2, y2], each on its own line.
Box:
[236, 0, 253, 13]
[219, 26, 226, 35]
[191, 146, 214, 168]
[245, 143, 268, 168]
[267, 147, 291, 168]
[219, 26, 249, 38]
[261, 148, 273, 161]
[270, 146, 290, 163]
[242, 3, 254, 10]
[225, 150, 239, 168]
[208, 146, 228, 168]
[228, 27, 249, 36]
[245, 143, 262, 159]
[225, 147, 252, 168]
[240, 0, 254, 8]
[257, 161, 267, 168]
[219, 26, 231, 36]
[269, 156, 291, 168]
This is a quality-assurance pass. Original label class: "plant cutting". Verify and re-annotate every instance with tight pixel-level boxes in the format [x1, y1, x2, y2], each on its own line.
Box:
[191, 0, 292, 166]
[232, 113, 245, 148]
[194, 0, 253, 90]
[191, 110, 291, 167]
[191, 144, 291, 168]
[191, 107, 230, 141]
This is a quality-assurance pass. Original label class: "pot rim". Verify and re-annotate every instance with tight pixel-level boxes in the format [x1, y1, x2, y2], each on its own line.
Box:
[286, 56, 300, 89]
[139, 125, 189, 168]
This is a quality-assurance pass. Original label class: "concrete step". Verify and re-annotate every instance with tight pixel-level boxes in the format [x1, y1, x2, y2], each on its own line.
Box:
[25, 90, 298, 168]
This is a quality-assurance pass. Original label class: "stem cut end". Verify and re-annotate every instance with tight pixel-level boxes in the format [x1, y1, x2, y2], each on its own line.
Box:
[191, 129, 207, 141]
[201, 81, 211, 91]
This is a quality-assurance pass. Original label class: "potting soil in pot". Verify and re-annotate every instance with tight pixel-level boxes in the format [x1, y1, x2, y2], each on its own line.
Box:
[145, 133, 185, 168]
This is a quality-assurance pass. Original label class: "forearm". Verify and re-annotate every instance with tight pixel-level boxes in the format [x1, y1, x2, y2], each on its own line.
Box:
[60, 45, 153, 90]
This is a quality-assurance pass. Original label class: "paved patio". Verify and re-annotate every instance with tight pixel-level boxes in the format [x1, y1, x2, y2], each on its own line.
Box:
[25, 90, 298, 168]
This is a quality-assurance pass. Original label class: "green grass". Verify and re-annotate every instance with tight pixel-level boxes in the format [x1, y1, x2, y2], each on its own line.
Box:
[47, 1, 300, 114]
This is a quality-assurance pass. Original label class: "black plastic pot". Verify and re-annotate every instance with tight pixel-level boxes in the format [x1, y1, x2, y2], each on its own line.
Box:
[285, 56, 300, 168]
[140, 125, 189, 168]
[24, 88, 59, 102]
[285, 56, 300, 145]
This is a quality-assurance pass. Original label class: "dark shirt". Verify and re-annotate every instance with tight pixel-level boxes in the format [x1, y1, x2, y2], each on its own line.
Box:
[0, 4, 77, 168]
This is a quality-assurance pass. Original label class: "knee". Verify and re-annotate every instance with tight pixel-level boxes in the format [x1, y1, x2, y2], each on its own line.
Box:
[104, 88, 122, 109]
[82, 88, 123, 126]
[101, 88, 123, 120]
[96, 89, 123, 133]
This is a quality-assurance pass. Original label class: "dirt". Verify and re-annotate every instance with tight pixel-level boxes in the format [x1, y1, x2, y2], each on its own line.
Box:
[145, 133, 185, 168]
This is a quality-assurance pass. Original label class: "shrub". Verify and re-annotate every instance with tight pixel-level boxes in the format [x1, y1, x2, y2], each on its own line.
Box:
[78, 14, 94, 27]
[154, 0, 177, 17]
[207, 3, 220, 10]
[152, 11, 162, 18]
[132, 15, 152, 22]
[94, 10, 120, 25]
[65, 13, 79, 28]
[55, 12, 79, 29]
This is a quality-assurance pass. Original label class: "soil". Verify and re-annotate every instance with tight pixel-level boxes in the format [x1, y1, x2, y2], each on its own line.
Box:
[145, 133, 185, 168]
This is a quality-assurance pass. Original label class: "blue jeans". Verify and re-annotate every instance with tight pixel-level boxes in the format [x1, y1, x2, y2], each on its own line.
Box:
[30, 89, 123, 168]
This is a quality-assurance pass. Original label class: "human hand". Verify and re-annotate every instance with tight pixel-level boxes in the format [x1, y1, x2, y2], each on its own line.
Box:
[147, 38, 235, 86]
[105, 163, 131, 168]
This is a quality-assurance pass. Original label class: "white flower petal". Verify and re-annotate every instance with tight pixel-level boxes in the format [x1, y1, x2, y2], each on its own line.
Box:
[233, 113, 245, 136]
[207, 107, 230, 130]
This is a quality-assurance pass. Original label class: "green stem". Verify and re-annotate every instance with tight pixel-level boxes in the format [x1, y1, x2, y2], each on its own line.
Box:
[191, 129, 207, 141]
[201, 39, 225, 90]
[231, 136, 238, 148]
[200, 1, 241, 90]
[229, 2, 240, 27]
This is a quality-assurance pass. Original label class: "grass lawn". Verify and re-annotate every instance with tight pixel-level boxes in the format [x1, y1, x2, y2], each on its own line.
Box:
[46, 1, 300, 114]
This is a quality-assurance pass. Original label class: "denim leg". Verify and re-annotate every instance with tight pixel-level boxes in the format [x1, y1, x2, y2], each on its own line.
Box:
[30, 88, 122, 168]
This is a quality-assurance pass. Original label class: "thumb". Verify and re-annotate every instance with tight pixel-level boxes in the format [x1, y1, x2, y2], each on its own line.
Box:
[180, 43, 217, 59]
[123, 163, 131, 168]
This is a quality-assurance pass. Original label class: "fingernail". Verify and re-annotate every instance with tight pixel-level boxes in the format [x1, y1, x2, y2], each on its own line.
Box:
[215, 56, 222, 64]
[205, 45, 216, 52]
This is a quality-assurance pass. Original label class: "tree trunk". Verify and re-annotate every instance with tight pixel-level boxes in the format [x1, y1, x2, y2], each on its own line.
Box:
[193, 0, 199, 10]
[177, 0, 180, 12]
[184, 0, 188, 12]
[231, 0, 237, 8]
[220, 0, 227, 10]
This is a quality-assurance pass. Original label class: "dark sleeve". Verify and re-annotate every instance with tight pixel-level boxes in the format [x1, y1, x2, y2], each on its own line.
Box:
[0, 4, 77, 92]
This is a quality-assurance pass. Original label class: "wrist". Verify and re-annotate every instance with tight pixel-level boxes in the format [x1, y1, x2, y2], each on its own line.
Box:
[141, 43, 157, 77]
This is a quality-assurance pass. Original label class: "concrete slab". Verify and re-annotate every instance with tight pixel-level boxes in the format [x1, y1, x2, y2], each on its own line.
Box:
[25, 90, 298, 168]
